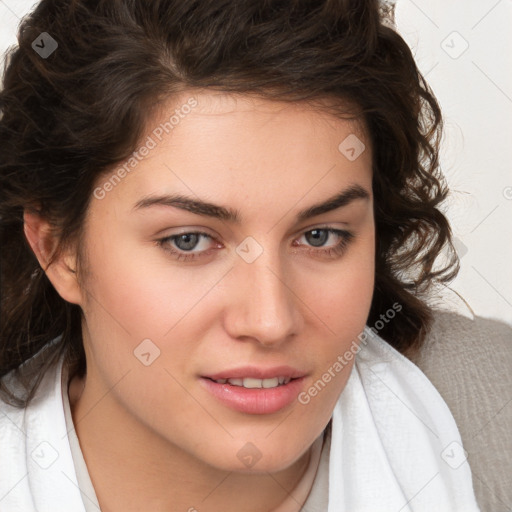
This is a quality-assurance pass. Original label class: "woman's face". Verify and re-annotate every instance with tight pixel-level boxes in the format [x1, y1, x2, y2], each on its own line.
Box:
[77, 91, 375, 473]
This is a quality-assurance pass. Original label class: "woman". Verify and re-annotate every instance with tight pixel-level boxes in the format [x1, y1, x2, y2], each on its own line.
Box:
[0, 0, 481, 510]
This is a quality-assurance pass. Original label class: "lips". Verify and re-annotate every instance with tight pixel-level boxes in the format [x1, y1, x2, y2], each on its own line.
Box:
[200, 365, 307, 414]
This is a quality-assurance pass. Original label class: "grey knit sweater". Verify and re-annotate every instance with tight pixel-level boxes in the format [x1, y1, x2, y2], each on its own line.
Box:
[410, 311, 512, 512]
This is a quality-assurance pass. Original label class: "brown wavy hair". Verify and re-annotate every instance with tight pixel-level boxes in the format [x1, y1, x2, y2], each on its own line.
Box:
[0, 0, 458, 406]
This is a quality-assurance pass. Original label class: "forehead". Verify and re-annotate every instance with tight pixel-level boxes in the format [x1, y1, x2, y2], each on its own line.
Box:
[91, 90, 372, 220]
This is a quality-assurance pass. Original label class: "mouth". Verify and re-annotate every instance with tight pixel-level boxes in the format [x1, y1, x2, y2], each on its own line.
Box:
[199, 367, 307, 415]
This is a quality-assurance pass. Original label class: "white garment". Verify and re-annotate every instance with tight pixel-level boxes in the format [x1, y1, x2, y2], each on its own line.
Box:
[0, 328, 481, 511]
[327, 329, 481, 512]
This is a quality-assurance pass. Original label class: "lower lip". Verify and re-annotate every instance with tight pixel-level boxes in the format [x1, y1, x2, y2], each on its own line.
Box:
[199, 377, 305, 415]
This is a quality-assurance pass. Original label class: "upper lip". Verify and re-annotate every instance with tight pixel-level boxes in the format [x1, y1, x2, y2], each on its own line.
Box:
[203, 365, 306, 380]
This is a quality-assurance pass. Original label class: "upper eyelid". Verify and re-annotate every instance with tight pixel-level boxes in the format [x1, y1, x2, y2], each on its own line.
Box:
[167, 221, 349, 236]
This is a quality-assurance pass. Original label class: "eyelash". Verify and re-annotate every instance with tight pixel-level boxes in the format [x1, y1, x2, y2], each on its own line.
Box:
[156, 228, 355, 262]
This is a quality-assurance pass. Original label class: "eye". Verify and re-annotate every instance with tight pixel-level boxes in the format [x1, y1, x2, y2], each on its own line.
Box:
[157, 231, 219, 261]
[302, 228, 341, 247]
[170, 233, 208, 252]
[294, 228, 354, 259]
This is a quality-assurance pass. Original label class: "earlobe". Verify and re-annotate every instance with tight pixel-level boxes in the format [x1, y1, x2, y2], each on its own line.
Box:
[23, 210, 83, 305]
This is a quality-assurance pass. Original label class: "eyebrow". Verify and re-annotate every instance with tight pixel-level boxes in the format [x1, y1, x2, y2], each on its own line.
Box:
[133, 184, 370, 224]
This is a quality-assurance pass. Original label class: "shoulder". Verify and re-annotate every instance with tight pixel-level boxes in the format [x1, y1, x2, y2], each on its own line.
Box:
[409, 311, 512, 512]
[410, 311, 512, 432]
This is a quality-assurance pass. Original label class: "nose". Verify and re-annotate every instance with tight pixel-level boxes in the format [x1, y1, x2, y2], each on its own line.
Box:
[223, 248, 303, 347]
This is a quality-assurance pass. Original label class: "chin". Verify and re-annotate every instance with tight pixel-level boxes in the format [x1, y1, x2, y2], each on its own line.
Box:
[198, 436, 312, 475]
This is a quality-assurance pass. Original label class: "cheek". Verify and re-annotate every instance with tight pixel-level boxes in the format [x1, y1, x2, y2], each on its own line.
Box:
[300, 232, 375, 334]
[81, 228, 213, 341]
[298, 232, 375, 393]
[78, 225, 233, 397]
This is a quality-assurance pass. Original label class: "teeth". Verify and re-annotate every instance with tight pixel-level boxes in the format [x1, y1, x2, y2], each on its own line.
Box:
[213, 377, 292, 388]
[262, 378, 280, 389]
[245, 377, 278, 389]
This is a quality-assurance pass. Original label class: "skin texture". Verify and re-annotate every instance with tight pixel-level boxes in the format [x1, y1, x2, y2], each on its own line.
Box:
[24, 91, 375, 511]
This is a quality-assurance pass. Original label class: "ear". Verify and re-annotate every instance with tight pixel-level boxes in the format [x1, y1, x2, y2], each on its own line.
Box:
[23, 210, 83, 305]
